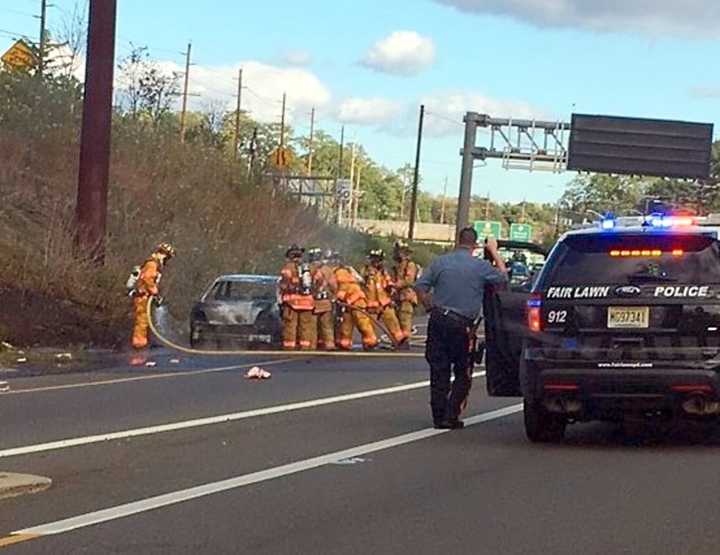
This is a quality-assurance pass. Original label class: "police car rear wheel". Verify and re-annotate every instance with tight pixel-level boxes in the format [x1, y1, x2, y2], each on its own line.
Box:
[524, 397, 566, 443]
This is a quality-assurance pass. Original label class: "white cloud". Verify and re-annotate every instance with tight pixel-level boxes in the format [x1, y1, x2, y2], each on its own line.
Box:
[361, 31, 436, 76]
[154, 60, 332, 123]
[336, 97, 404, 126]
[419, 91, 549, 137]
[435, 0, 720, 36]
[282, 49, 313, 67]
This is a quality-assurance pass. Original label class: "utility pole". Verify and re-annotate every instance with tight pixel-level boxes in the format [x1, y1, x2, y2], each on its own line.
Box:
[336, 125, 345, 226]
[408, 104, 425, 240]
[485, 191, 491, 219]
[440, 176, 448, 224]
[338, 125, 345, 177]
[75, 0, 117, 261]
[348, 144, 356, 222]
[233, 68, 243, 161]
[247, 126, 258, 174]
[37, 0, 49, 76]
[307, 107, 315, 175]
[179, 42, 192, 143]
[521, 198, 526, 222]
[353, 163, 362, 228]
[280, 92, 287, 149]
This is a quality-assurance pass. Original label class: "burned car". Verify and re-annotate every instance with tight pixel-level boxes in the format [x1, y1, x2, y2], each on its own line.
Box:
[190, 274, 281, 348]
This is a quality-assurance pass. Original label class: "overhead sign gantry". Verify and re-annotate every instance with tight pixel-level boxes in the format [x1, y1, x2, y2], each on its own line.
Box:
[455, 112, 714, 239]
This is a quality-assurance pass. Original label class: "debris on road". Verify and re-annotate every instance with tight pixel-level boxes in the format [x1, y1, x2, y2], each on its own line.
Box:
[332, 457, 369, 465]
[245, 366, 272, 380]
[0, 381, 9, 393]
[55, 353, 73, 364]
[170, 358, 181, 364]
[145, 361, 157, 368]
[0, 341, 15, 352]
[0, 472, 52, 500]
[16, 357, 27, 364]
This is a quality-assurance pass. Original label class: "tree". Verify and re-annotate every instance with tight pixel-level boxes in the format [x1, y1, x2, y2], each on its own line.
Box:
[116, 46, 180, 124]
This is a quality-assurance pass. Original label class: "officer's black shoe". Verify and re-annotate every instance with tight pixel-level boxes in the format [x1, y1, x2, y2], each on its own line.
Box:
[434, 419, 464, 430]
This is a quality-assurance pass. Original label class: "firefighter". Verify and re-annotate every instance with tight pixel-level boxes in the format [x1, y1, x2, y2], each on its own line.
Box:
[279, 245, 316, 350]
[334, 254, 378, 350]
[392, 241, 419, 340]
[309, 248, 337, 351]
[363, 249, 408, 347]
[131, 242, 176, 353]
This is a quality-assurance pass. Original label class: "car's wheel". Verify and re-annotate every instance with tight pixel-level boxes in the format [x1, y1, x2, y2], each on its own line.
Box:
[524, 397, 566, 443]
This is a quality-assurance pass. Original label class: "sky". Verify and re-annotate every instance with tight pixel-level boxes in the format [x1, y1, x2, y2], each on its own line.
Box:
[2, 0, 720, 205]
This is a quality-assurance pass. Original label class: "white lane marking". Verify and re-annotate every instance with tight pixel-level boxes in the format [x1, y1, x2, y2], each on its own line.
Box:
[0, 371, 485, 459]
[4, 359, 296, 396]
[13, 403, 522, 537]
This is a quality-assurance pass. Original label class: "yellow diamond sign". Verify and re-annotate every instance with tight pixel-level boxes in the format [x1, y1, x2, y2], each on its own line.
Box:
[1, 40, 37, 71]
[270, 146, 293, 169]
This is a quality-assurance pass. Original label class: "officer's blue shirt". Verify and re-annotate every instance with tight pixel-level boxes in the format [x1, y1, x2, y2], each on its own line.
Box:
[415, 248, 507, 320]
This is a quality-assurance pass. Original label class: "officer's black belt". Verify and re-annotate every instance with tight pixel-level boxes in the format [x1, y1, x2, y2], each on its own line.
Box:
[431, 307, 477, 327]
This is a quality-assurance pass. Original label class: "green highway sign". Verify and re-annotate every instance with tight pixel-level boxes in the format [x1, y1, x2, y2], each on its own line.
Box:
[509, 223, 533, 242]
[474, 220, 503, 240]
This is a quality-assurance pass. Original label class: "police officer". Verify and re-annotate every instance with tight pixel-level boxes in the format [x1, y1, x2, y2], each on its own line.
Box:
[415, 227, 508, 429]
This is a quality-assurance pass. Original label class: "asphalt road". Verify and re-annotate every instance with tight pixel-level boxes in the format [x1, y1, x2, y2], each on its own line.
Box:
[3, 347, 720, 554]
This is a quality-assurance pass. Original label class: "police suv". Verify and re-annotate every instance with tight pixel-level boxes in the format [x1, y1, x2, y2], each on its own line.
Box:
[485, 214, 720, 442]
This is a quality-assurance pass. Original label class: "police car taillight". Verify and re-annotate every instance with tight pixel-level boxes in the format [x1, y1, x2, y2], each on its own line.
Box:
[527, 294, 542, 333]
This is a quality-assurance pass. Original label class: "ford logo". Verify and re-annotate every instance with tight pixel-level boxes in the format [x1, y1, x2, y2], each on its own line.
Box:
[615, 285, 642, 297]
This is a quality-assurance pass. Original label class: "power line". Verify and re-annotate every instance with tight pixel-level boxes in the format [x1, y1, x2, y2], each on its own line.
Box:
[424, 110, 465, 127]
[0, 7, 36, 18]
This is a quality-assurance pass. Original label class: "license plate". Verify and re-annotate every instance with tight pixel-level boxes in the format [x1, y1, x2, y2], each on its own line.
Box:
[607, 306, 649, 329]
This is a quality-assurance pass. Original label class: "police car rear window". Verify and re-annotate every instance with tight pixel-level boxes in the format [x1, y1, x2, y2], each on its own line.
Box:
[545, 234, 720, 286]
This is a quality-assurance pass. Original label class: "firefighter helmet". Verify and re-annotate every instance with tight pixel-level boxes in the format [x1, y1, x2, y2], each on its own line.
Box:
[394, 240, 411, 253]
[368, 249, 385, 260]
[155, 242, 176, 259]
[325, 250, 340, 263]
[308, 248, 322, 262]
[286, 244, 305, 258]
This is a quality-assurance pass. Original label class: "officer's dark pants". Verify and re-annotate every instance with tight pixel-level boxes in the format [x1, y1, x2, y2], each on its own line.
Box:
[426, 311, 474, 424]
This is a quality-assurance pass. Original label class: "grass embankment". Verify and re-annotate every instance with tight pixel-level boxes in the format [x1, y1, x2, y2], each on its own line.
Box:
[0, 72, 442, 351]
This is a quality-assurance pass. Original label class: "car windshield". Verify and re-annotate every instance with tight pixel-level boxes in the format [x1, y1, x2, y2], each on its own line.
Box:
[213, 280, 277, 301]
[544, 234, 720, 285]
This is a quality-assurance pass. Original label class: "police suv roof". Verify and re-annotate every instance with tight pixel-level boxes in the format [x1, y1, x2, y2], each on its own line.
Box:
[563, 225, 719, 240]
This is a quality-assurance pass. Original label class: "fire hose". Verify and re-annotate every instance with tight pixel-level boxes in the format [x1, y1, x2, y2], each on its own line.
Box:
[147, 297, 424, 358]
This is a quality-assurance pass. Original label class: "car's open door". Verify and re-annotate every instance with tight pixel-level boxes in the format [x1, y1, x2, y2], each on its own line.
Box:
[484, 241, 547, 397]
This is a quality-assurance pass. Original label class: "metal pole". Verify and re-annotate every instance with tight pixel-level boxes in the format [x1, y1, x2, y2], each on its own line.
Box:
[75, 0, 117, 261]
[348, 143, 356, 223]
[38, 0, 48, 76]
[307, 107, 315, 175]
[440, 176, 447, 224]
[233, 68, 242, 161]
[336, 125, 345, 226]
[248, 126, 257, 174]
[456, 112, 478, 238]
[352, 164, 362, 228]
[408, 104, 424, 240]
[179, 42, 191, 143]
[338, 125, 345, 178]
[280, 92, 286, 149]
